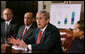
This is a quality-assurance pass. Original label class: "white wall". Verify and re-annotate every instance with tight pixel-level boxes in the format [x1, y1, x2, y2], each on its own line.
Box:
[43, 1, 66, 12]
[38, 1, 84, 20]
[38, 1, 44, 12]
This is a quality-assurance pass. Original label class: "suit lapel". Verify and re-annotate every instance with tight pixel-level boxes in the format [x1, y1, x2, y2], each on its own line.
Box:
[20, 26, 25, 38]
[7, 19, 13, 33]
[40, 24, 50, 43]
[22, 25, 33, 39]
[2, 22, 6, 36]
[22, 28, 31, 39]
[40, 30, 46, 43]
[35, 29, 40, 43]
[35, 28, 48, 44]
[22, 22, 37, 39]
[7, 23, 12, 33]
[6, 19, 13, 34]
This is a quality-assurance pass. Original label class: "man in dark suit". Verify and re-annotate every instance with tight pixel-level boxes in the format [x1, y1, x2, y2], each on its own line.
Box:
[14, 11, 63, 53]
[1, 8, 19, 44]
[8, 12, 37, 45]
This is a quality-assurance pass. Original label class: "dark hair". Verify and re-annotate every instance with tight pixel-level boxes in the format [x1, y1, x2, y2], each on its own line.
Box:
[25, 12, 34, 18]
[77, 20, 84, 31]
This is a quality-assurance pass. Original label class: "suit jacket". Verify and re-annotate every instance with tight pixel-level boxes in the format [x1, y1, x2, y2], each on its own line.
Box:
[1, 19, 19, 43]
[16, 22, 37, 42]
[24, 23, 63, 53]
[68, 37, 84, 53]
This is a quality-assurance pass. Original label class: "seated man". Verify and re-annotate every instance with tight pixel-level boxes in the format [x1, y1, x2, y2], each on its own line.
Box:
[68, 20, 84, 53]
[8, 12, 37, 45]
[16, 11, 63, 53]
[1, 8, 19, 44]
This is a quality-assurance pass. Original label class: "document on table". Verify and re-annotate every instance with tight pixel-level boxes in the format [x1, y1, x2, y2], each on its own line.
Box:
[60, 32, 67, 35]
[12, 45, 32, 53]
[12, 45, 25, 50]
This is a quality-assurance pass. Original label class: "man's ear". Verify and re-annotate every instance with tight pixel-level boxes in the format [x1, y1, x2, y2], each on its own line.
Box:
[11, 14, 13, 18]
[32, 18, 34, 22]
[47, 19, 50, 23]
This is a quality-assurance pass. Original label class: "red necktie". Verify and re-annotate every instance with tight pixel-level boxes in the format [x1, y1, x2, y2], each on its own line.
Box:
[37, 30, 42, 44]
[22, 28, 27, 38]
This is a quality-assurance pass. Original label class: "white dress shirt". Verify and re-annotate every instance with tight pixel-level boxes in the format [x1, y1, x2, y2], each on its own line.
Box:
[23, 24, 32, 33]
[5, 19, 12, 26]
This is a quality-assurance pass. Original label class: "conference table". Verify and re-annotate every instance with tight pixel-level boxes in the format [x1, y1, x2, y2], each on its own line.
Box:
[59, 29, 73, 53]
[1, 44, 48, 53]
[1, 29, 73, 53]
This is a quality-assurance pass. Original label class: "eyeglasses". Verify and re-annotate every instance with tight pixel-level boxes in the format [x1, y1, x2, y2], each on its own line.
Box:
[3, 13, 11, 15]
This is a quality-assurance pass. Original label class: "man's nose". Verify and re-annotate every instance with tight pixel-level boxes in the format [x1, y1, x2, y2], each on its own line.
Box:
[37, 19, 40, 23]
[5, 14, 9, 16]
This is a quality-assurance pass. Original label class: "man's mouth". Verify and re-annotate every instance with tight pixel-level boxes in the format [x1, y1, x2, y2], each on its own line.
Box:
[37, 24, 41, 25]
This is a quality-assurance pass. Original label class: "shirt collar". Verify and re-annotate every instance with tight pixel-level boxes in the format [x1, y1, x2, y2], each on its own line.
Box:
[5, 18, 12, 26]
[25, 24, 32, 30]
[41, 25, 48, 34]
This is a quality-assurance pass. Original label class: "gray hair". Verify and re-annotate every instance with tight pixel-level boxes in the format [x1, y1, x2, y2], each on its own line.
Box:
[37, 11, 50, 20]
[3, 8, 13, 14]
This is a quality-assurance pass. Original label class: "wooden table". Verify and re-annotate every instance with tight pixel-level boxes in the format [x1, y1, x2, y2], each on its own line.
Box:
[59, 29, 74, 53]
[1, 29, 74, 53]
[1, 44, 48, 53]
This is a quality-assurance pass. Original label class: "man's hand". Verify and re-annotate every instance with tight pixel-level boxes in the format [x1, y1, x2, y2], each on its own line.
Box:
[18, 39, 27, 48]
[8, 36, 17, 45]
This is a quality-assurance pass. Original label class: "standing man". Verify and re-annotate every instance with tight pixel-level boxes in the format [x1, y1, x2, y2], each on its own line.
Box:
[17, 11, 63, 53]
[1, 8, 19, 44]
[8, 12, 37, 45]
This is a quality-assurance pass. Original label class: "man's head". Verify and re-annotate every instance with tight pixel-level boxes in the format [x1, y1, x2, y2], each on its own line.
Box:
[73, 20, 84, 38]
[24, 12, 34, 26]
[36, 11, 50, 29]
[2, 8, 13, 21]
